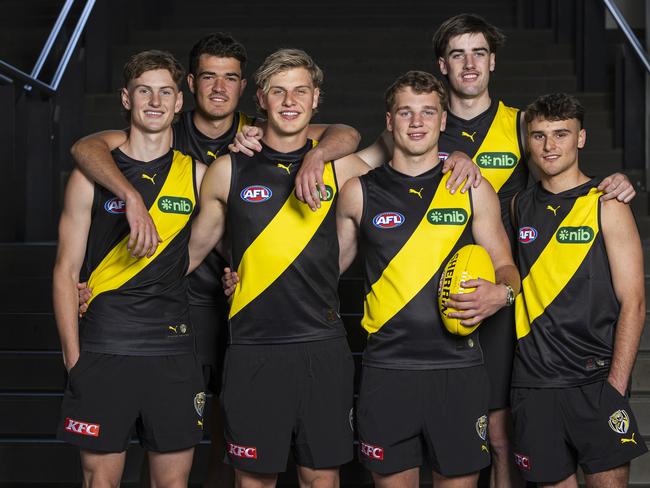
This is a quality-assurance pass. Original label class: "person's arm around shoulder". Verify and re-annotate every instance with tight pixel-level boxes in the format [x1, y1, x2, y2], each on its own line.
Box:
[334, 153, 374, 189]
[71, 130, 161, 257]
[601, 198, 645, 394]
[52, 169, 95, 372]
[356, 129, 393, 170]
[446, 180, 520, 326]
[336, 176, 364, 274]
[188, 154, 230, 273]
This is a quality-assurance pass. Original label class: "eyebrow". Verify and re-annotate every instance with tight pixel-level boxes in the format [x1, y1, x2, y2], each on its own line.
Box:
[447, 47, 489, 56]
[269, 85, 312, 91]
[133, 84, 176, 91]
[395, 105, 438, 111]
[198, 71, 241, 79]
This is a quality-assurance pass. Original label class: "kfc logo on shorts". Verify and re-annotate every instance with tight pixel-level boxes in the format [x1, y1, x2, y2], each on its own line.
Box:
[514, 452, 531, 471]
[360, 441, 384, 460]
[228, 442, 257, 459]
[64, 417, 100, 437]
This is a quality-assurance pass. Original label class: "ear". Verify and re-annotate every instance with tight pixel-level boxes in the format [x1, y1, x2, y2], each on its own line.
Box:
[174, 90, 184, 114]
[440, 110, 447, 132]
[239, 78, 247, 96]
[438, 57, 448, 76]
[312, 87, 320, 110]
[489, 52, 496, 72]
[386, 111, 393, 132]
[187, 73, 196, 94]
[121, 87, 131, 111]
[577, 128, 586, 149]
[257, 88, 267, 111]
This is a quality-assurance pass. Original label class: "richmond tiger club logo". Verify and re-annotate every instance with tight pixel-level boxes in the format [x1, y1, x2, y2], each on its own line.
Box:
[609, 409, 630, 435]
[240, 185, 272, 203]
[518, 226, 538, 244]
[104, 197, 126, 214]
[475, 415, 488, 441]
[372, 211, 405, 229]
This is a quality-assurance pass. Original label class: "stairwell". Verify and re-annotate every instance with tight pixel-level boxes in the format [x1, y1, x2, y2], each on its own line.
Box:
[1, 0, 649, 485]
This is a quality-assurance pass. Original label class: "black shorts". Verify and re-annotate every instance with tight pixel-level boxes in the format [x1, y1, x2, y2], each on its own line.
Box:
[357, 365, 491, 477]
[189, 304, 228, 393]
[479, 306, 516, 410]
[57, 352, 205, 453]
[511, 381, 648, 483]
[221, 337, 354, 474]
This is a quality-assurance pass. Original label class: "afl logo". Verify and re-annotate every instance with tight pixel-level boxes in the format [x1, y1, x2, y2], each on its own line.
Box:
[438, 152, 449, 162]
[518, 226, 538, 243]
[240, 185, 272, 203]
[373, 212, 405, 229]
[104, 197, 126, 214]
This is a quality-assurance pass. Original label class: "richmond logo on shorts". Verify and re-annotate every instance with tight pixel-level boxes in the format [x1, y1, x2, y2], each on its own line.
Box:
[475, 414, 488, 441]
[360, 441, 384, 460]
[228, 442, 257, 459]
[609, 409, 630, 434]
[64, 417, 100, 437]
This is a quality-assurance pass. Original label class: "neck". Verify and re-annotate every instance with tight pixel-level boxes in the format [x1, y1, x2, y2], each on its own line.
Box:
[192, 110, 235, 139]
[120, 126, 172, 162]
[448, 90, 492, 120]
[540, 165, 590, 194]
[262, 127, 309, 154]
[390, 146, 440, 176]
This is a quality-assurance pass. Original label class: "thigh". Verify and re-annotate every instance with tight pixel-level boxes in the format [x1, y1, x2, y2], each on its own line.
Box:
[57, 352, 138, 453]
[80, 449, 126, 486]
[148, 447, 195, 486]
[479, 307, 516, 410]
[424, 366, 491, 477]
[567, 381, 648, 475]
[357, 367, 424, 475]
[222, 345, 297, 474]
[139, 354, 205, 452]
[510, 387, 575, 484]
[294, 338, 354, 469]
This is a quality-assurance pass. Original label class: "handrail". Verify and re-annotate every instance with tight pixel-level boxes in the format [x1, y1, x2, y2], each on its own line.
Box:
[601, 0, 650, 73]
[0, 0, 95, 96]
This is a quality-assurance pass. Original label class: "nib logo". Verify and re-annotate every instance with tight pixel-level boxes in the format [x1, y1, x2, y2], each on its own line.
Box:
[427, 208, 468, 225]
[476, 152, 517, 169]
[64, 417, 100, 437]
[228, 443, 257, 459]
[158, 196, 193, 214]
[556, 226, 594, 244]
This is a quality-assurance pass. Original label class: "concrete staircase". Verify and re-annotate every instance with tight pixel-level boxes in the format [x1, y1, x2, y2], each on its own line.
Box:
[1, 0, 649, 485]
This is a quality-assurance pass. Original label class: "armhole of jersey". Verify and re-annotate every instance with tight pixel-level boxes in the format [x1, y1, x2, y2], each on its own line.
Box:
[331, 159, 339, 192]
[90, 183, 100, 221]
[226, 153, 237, 210]
[510, 191, 520, 234]
[359, 176, 369, 231]
[468, 184, 475, 222]
[191, 155, 199, 214]
[516, 109, 526, 159]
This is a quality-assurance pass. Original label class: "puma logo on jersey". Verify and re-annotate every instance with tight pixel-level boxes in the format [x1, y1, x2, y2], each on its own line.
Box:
[168, 325, 178, 333]
[546, 205, 560, 216]
[207, 150, 218, 159]
[277, 162, 293, 174]
[141, 173, 157, 185]
[409, 187, 424, 199]
[621, 433, 637, 445]
[461, 131, 477, 142]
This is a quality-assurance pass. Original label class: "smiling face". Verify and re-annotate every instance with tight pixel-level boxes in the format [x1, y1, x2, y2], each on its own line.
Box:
[438, 32, 495, 100]
[387, 87, 447, 157]
[527, 117, 586, 178]
[121, 68, 183, 133]
[187, 54, 246, 120]
[257, 67, 319, 137]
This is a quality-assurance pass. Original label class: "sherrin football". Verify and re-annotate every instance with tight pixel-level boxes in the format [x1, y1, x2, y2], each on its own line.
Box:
[438, 244, 495, 336]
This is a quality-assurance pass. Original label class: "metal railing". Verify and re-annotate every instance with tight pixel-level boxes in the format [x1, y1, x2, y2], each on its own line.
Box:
[0, 0, 96, 96]
[602, 0, 650, 74]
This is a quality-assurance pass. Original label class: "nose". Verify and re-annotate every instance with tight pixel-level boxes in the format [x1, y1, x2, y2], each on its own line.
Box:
[282, 91, 296, 106]
[543, 136, 555, 152]
[213, 77, 226, 92]
[410, 112, 423, 127]
[149, 90, 161, 107]
[463, 53, 475, 69]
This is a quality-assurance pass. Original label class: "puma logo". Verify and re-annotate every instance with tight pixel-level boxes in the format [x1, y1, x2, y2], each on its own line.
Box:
[461, 131, 477, 142]
[197, 420, 204, 428]
[621, 433, 637, 445]
[481, 444, 489, 453]
[168, 325, 177, 333]
[546, 205, 560, 216]
[277, 162, 293, 174]
[409, 187, 424, 199]
[207, 150, 218, 159]
[141, 173, 157, 185]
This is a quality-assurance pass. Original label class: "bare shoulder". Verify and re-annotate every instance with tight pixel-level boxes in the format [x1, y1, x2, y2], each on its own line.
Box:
[338, 176, 364, 217]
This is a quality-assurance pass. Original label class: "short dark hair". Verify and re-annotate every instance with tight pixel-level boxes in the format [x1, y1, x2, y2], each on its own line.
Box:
[432, 13, 506, 59]
[385, 70, 448, 112]
[524, 93, 585, 128]
[122, 49, 185, 88]
[188, 32, 247, 75]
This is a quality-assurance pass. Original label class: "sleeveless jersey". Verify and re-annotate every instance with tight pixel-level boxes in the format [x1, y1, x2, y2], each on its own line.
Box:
[439, 100, 526, 243]
[226, 139, 344, 344]
[173, 110, 256, 307]
[359, 163, 481, 370]
[81, 149, 198, 355]
[512, 179, 619, 387]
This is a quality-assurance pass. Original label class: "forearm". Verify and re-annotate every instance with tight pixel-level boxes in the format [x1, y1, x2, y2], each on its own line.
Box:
[313, 124, 361, 161]
[495, 264, 520, 294]
[608, 300, 645, 391]
[52, 268, 80, 368]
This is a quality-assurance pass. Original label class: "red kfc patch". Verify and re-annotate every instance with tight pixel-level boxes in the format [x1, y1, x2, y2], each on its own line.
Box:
[360, 441, 384, 460]
[228, 442, 257, 459]
[64, 417, 100, 437]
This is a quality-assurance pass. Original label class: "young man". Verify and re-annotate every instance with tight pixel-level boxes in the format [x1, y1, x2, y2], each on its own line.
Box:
[336, 70, 519, 488]
[352, 14, 636, 486]
[188, 48, 372, 488]
[511, 93, 647, 487]
[53, 50, 206, 486]
[71, 33, 360, 486]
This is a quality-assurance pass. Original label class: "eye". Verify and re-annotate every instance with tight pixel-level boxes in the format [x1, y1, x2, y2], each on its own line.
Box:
[270, 88, 283, 96]
[226, 76, 238, 82]
[138, 88, 150, 95]
[398, 110, 411, 117]
[161, 89, 173, 96]
[423, 110, 436, 117]
[201, 74, 214, 81]
[451, 53, 463, 60]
